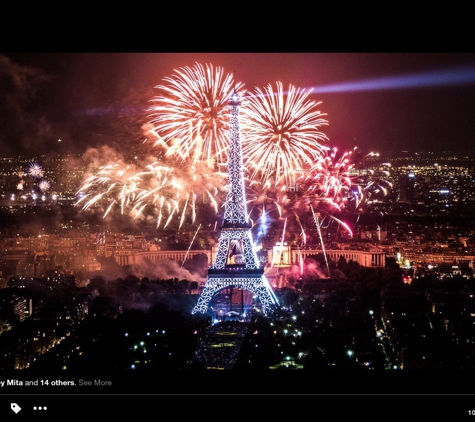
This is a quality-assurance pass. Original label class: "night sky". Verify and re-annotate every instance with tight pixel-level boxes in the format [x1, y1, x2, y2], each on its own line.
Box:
[2, 52, 475, 158]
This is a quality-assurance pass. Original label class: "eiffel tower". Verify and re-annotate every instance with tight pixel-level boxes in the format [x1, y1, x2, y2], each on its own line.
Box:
[192, 91, 279, 316]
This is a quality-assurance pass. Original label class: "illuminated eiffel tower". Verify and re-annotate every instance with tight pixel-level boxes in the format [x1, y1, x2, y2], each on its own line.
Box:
[192, 91, 279, 316]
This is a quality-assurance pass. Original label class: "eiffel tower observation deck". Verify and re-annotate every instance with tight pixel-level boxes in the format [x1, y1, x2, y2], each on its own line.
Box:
[192, 91, 279, 316]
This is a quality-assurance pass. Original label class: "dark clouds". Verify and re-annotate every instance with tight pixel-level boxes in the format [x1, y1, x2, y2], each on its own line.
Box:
[2, 52, 475, 157]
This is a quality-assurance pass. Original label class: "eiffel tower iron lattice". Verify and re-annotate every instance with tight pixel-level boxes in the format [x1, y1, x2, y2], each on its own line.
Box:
[192, 91, 279, 316]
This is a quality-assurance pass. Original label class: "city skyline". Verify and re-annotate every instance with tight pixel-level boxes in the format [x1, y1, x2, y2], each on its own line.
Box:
[2, 50, 475, 419]
[2, 52, 475, 159]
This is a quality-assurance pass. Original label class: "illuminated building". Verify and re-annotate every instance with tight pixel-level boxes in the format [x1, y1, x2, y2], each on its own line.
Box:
[0, 293, 27, 323]
[192, 92, 279, 315]
[268, 243, 386, 269]
[398, 171, 415, 202]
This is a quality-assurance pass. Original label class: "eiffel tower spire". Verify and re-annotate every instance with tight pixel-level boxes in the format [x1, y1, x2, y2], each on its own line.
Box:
[221, 91, 251, 229]
[192, 90, 278, 316]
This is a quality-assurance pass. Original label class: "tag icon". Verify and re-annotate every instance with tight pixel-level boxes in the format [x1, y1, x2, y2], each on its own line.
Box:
[11, 403, 21, 414]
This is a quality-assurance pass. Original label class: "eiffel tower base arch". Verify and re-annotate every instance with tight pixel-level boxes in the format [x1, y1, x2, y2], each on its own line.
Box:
[192, 276, 278, 315]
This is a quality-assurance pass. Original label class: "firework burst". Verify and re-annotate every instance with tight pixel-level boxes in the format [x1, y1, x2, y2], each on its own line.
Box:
[38, 180, 51, 193]
[77, 158, 227, 230]
[294, 148, 392, 240]
[148, 62, 246, 166]
[136, 160, 227, 229]
[76, 162, 145, 218]
[300, 146, 354, 213]
[280, 146, 358, 241]
[350, 151, 393, 210]
[28, 163, 43, 178]
[241, 81, 328, 188]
